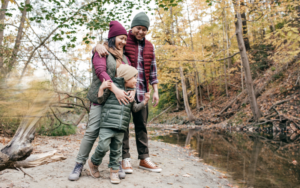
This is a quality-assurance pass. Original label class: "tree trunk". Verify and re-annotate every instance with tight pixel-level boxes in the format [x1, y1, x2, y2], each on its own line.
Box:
[224, 4, 231, 90]
[241, 1, 250, 51]
[179, 67, 195, 121]
[194, 71, 200, 111]
[234, 2, 261, 122]
[186, 0, 194, 51]
[297, 5, 300, 27]
[170, 6, 175, 45]
[175, 82, 182, 110]
[0, 0, 9, 76]
[7, 0, 30, 74]
[192, 62, 200, 110]
[203, 64, 211, 102]
[222, 12, 229, 98]
[241, 58, 244, 90]
[198, 72, 203, 106]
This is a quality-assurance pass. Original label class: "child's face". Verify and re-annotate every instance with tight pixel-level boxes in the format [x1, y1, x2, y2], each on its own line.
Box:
[125, 75, 137, 88]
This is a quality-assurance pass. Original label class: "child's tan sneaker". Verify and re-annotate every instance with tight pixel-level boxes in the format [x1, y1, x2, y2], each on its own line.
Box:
[87, 159, 100, 178]
[110, 169, 121, 184]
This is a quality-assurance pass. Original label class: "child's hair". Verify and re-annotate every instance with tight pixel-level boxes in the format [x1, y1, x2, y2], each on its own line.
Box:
[117, 64, 138, 81]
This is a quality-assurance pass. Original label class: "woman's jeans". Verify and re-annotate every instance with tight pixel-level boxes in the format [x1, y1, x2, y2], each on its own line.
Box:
[75, 105, 102, 165]
[91, 128, 124, 170]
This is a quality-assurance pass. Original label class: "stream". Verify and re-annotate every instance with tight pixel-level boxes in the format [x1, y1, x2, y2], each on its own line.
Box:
[138, 126, 300, 188]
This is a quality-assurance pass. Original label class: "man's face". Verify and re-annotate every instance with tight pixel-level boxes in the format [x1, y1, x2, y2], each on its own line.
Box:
[131, 26, 148, 40]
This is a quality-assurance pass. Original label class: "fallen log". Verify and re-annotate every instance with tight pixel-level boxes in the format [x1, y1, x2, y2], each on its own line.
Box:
[15, 150, 66, 168]
[149, 104, 174, 123]
[0, 92, 65, 172]
[218, 90, 246, 115]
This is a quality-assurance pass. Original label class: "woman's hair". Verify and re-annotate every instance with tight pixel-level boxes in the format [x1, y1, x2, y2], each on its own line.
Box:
[108, 37, 116, 50]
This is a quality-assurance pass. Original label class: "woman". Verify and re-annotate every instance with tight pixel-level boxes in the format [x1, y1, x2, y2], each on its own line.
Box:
[68, 21, 134, 181]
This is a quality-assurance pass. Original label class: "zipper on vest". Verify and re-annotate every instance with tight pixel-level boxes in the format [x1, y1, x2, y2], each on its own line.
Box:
[119, 104, 124, 130]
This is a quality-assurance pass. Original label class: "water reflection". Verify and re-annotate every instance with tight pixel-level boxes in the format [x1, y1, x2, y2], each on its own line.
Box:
[152, 129, 300, 188]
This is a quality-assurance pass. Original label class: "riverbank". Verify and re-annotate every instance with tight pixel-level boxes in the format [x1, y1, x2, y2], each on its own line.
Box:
[0, 133, 233, 188]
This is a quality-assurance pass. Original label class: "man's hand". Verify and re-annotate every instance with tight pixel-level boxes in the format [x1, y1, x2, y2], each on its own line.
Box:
[144, 89, 151, 105]
[95, 43, 109, 57]
[128, 90, 136, 102]
[152, 84, 159, 107]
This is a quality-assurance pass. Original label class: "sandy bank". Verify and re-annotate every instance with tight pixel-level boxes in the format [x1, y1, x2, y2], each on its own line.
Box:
[0, 134, 233, 188]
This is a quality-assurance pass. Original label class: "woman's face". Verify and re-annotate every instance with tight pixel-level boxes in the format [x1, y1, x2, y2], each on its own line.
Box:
[125, 75, 137, 88]
[115, 35, 127, 50]
[131, 26, 147, 40]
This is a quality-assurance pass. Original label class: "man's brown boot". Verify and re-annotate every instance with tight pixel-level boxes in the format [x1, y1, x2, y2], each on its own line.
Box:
[139, 157, 162, 173]
[110, 168, 121, 184]
[87, 159, 100, 178]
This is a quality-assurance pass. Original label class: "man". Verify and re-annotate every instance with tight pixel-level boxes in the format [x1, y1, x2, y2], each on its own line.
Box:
[95, 12, 161, 173]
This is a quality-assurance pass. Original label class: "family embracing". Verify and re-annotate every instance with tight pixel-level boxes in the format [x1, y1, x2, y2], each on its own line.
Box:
[68, 12, 161, 184]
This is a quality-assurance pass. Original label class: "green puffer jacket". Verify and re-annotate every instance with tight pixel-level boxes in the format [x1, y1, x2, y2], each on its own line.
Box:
[98, 77, 145, 131]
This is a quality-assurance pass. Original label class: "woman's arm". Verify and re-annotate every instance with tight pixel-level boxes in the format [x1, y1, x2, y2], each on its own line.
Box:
[92, 52, 130, 105]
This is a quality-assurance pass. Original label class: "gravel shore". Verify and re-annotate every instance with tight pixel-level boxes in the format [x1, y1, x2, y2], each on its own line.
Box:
[0, 133, 233, 188]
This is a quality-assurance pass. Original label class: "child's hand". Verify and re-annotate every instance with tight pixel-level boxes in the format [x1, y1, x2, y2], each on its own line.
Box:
[100, 79, 112, 90]
[144, 89, 151, 105]
[98, 79, 111, 97]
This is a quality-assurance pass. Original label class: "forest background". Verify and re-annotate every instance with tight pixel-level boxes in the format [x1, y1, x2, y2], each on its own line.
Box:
[0, 0, 300, 138]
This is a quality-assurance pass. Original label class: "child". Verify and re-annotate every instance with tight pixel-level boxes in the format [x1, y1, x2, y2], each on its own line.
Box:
[87, 64, 150, 184]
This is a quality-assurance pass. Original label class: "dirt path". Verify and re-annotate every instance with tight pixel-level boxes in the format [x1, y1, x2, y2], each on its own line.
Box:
[0, 133, 233, 188]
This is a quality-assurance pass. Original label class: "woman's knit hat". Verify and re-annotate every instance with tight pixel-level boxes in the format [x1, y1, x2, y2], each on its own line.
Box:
[117, 64, 138, 81]
[108, 21, 128, 39]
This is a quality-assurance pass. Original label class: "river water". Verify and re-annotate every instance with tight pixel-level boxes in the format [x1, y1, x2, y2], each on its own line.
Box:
[146, 128, 300, 188]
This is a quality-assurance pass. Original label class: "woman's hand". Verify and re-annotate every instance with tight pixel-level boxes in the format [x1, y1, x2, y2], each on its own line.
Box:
[95, 44, 109, 57]
[113, 87, 130, 105]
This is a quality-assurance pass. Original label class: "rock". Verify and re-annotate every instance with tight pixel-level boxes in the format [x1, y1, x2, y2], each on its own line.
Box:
[194, 119, 203, 125]
[183, 120, 189, 124]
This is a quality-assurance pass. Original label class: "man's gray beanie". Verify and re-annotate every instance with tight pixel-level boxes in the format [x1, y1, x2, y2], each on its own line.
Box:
[131, 12, 150, 30]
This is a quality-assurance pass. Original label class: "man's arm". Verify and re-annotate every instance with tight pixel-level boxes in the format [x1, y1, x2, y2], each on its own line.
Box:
[93, 42, 109, 57]
[149, 44, 159, 107]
